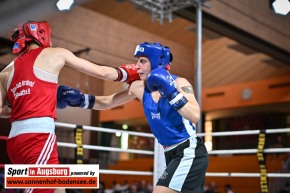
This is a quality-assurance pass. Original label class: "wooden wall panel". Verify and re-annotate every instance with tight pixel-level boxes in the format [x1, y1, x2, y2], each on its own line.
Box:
[48, 6, 196, 88]
[202, 37, 290, 88]
[204, 0, 290, 52]
[202, 75, 290, 111]
[82, 0, 197, 49]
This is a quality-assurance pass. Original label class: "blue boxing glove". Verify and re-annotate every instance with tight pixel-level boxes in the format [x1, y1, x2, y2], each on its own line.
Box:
[57, 88, 68, 109]
[146, 68, 188, 110]
[57, 85, 95, 109]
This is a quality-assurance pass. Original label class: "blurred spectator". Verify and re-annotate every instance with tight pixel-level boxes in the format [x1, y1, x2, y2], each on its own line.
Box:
[146, 181, 153, 193]
[204, 181, 219, 193]
[224, 184, 234, 193]
[137, 180, 149, 193]
[112, 181, 122, 193]
[66, 190, 81, 193]
[204, 184, 209, 193]
[93, 181, 106, 193]
[120, 181, 130, 193]
[282, 153, 290, 172]
[130, 180, 138, 193]
[112, 181, 130, 193]
[271, 136, 286, 148]
[270, 136, 287, 159]
[278, 182, 290, 193]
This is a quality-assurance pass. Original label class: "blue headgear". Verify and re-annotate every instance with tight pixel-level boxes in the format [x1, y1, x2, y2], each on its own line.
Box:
[134, 42, 173, 70]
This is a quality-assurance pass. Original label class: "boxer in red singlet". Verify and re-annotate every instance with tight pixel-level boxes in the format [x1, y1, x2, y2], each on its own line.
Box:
[0, 21, 139, 193]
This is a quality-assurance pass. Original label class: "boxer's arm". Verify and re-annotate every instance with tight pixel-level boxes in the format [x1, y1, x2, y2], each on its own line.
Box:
[57, 85, 137, 110]
[93, 89, 136, 110]
[146, 68, 188, 110]
[0, 105, 11, 118]
[174, 78, 200, 124]
[93, 80, 145, 110]
[115, 64, 140, 84]
[57, 85, 95, 109]
[53, 48, 139, 83]
[53, 47, 118, 80]
[0, 75, 11, 118]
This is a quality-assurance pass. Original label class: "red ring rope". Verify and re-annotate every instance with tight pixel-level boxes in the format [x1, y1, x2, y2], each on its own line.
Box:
[0, 136, 8, 140]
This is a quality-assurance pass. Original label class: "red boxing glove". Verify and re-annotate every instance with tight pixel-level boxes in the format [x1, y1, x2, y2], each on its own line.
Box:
[115, 64, 140, 84]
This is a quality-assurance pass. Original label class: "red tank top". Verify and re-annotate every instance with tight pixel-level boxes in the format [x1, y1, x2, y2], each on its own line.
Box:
[8, 47, 57, 122]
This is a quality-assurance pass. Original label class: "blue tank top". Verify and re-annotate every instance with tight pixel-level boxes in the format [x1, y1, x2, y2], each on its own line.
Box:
[143, 75, 196, 146]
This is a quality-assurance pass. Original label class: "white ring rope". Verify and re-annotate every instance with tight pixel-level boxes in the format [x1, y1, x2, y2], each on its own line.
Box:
[100, 169, 153, 176]
[57, 142, 290, 155]
[197, 128, 290, 137]
[56, 122, 290, 137]
[56, 122, 290, 154]
[55, 122, 290, 178]
[57, 142, 154, 155]
[209, 148, 290, 155]
[206, 173, 290, 178]
[55, 122, 154, 138]
[99, 170, 290, 178]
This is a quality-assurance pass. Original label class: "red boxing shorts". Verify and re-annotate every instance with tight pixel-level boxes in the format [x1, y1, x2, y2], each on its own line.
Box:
[7, 133, 59, 193]
[7, 133, 59, 164]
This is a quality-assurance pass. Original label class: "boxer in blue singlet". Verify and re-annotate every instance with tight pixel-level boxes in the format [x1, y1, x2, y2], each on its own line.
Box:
[58, 42, 208, 193]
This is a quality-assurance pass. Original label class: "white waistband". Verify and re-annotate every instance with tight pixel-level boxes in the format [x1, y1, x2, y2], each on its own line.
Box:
[163, 134, 197, 152]
[9, 117, 55, 138]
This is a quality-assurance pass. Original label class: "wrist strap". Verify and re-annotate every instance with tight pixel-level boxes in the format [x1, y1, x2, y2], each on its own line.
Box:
[82, 94, 90, 109]
[169, 91, 188, 110]
[115, 68, 122, 81]
[115, 67, 128, 82]
[169, 92, 184, 105]
[81, 94, 95, 109]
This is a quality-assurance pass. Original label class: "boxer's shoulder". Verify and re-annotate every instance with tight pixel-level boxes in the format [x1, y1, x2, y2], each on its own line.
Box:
[0, 61, 14, 89]
[129, 80, 145, 100]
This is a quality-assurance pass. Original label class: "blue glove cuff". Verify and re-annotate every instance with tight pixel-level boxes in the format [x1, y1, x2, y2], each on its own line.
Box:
[80, 94, 95, 109]
[168, 91, 188, 110]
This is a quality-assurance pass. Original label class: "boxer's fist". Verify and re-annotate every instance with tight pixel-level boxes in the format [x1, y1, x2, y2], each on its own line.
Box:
[57, 86, 69, 109]
[116, 64, 140, 84]
[146, 68, 176, 97]
[146, 68, 188, 110]
[57, 85, 95, 109]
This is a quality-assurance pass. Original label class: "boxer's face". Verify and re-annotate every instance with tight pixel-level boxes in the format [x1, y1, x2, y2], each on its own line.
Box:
[136, 56, 151, 80]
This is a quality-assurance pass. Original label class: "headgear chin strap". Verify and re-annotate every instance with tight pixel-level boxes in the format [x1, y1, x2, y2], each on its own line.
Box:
[134, 42, 173, 70]
[10, 21, 52, 54]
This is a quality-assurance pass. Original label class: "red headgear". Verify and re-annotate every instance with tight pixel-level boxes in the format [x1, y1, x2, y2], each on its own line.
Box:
[10, 21, 52, 54]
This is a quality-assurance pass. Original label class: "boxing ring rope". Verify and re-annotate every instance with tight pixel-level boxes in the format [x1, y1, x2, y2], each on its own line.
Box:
[209, 148, 290, 155]
[54, 122, 290, 177]
[57, 142, 154, 155]
[55, 122, 290, 156]
[55, 122, 155, 155]
[0, 135, 8, 140]
[1, 123, 290, 191]
[198, 128, 290, 136]
[55, 122, 154, 138]
[99, 169, 153, 176]
[206, 173, 290, 178]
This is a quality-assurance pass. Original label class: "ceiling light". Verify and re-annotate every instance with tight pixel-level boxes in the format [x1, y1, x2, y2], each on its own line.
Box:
[271, 0, 290, 15]
[122, 124, 128, 130]
[115, 132, 121, 137]
[56, 0, 75, 11]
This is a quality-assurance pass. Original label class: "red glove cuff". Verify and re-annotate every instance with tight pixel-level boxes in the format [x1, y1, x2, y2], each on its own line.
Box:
[115, 67, 128, 82]
[115, 64, 140, 84]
